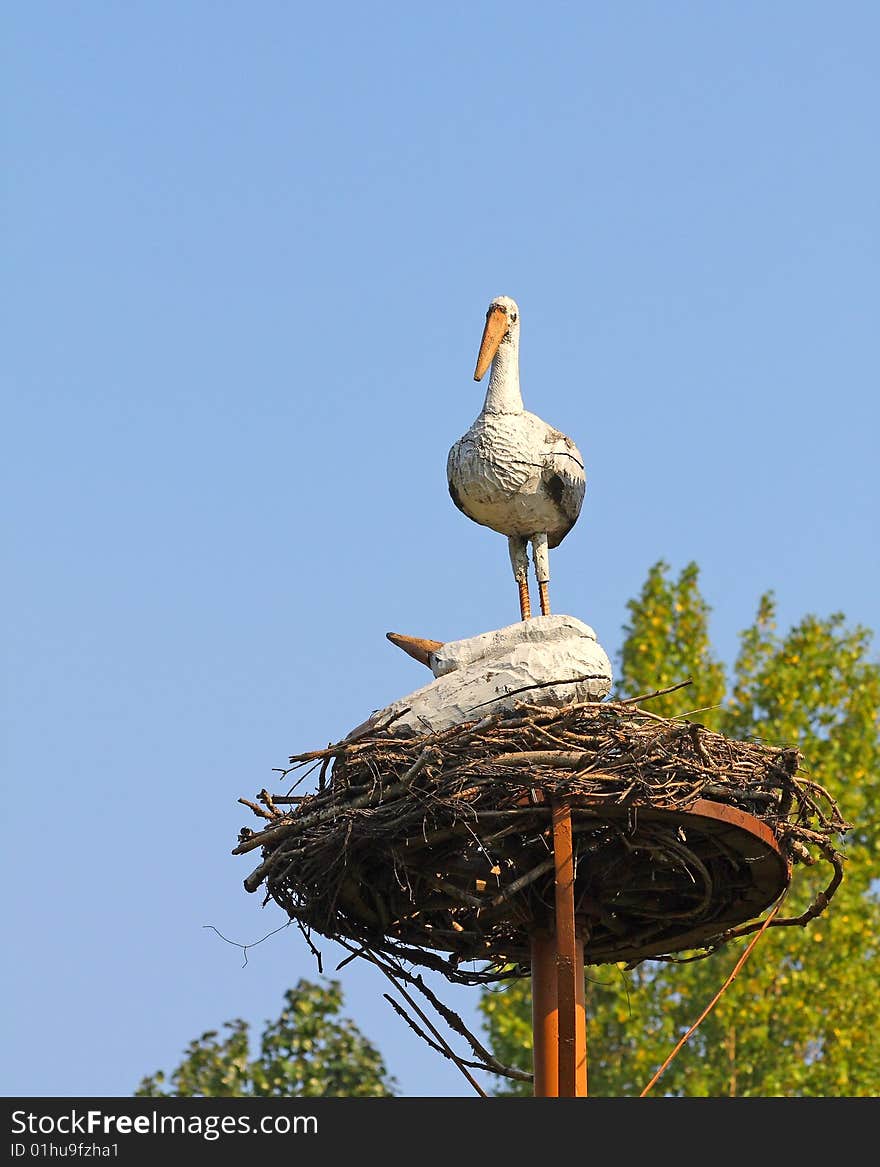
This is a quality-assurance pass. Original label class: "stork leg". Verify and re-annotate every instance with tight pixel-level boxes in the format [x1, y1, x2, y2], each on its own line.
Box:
[532, 533, 551, 616]
[508, 536, 531, 620]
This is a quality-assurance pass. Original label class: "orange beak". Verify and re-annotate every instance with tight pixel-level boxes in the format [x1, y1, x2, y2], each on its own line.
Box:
[386, 632, 444, 668]
[473, 305, 509, 381]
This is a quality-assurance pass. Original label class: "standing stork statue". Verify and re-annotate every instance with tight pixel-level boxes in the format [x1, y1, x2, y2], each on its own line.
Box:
[447, 295, 586, 620]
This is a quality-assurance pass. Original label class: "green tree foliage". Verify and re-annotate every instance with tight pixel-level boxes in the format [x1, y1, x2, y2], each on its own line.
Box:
[618, 560, 726, 727]
[136, 978, 396, 1097]
[481, 561, 880, 1096]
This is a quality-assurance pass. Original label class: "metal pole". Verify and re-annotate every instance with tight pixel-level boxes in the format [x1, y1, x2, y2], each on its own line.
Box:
[574, 927, 588, 1096]
[530, 931, 559, 1097]
[529, 799, 588, 1098]
[552, 800, 579, 1095]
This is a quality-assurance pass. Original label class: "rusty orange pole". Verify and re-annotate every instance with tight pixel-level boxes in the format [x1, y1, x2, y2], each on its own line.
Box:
[529, 799, 588, 1097]
[552, 800, 578, 1096]
[552, 799, 587, 1097]
[574, 927, 588, 1096]
[530, 931, 559, 1096]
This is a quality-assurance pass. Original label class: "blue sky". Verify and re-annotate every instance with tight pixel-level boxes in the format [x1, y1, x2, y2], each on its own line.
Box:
[3, 2, 878, 1098]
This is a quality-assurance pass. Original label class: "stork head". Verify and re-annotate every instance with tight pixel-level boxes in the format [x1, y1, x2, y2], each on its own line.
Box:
[474, 295, 520, 381]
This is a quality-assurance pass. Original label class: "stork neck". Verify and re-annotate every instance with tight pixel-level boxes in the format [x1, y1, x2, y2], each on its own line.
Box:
[483, 339, 523, 414]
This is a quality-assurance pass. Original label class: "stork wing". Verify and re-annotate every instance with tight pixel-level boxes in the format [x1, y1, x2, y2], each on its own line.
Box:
[541, 429, 586, 548]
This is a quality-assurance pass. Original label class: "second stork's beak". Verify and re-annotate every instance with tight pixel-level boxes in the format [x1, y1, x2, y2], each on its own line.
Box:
[473, 305, 509, 381]
[386, 632, 444, 668]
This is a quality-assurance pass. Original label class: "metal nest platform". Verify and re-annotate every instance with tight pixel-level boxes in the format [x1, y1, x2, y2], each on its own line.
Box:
[234, 696, 849, 984]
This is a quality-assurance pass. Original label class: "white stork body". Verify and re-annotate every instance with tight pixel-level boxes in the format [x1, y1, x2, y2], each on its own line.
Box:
[447, 296, 585, 618]
[363, 617, 612, 738]
[447, 409, 583, 542]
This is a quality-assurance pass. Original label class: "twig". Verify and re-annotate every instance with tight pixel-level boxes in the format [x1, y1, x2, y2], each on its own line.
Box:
[203, 920, 292, 968]
[235, 746, 435, 858]
[336, 940, 532, 1083]
[238, 797, 276, 822]
[618, 678, 694, 705]
[675, 704, 722, 720]
[257, 788, 282, 817]
[493, 750, 586, 768]
[489, 855, 556, 907]
[382, 995, 507, 1077]
[471, 674, 612, 710]
[362, 958, 487, 1096]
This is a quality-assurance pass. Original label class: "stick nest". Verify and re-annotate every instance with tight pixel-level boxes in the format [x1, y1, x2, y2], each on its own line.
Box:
[234, 695, 850, 985]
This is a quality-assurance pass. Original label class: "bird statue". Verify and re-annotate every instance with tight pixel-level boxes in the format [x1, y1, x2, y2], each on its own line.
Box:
[349, 618, 613, 738]
[447, 295, 586, 620]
